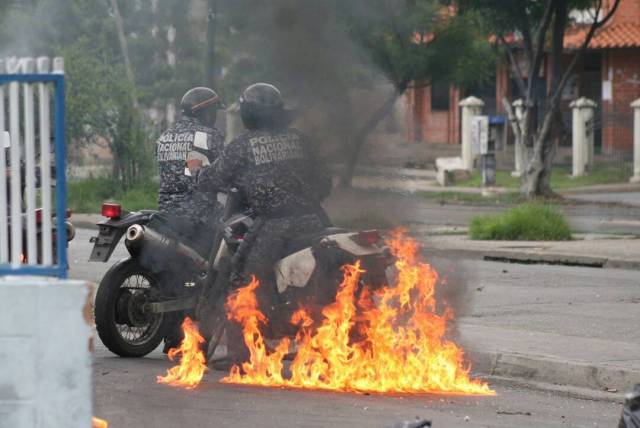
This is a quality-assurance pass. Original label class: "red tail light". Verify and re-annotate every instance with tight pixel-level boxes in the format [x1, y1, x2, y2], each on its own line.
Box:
[102, 203, 122, 219]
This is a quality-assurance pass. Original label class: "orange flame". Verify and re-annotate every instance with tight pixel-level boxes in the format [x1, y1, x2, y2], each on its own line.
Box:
[92, 416, 108, 428]
[157, 317, 207, 389]
[222, 230, 494, 395]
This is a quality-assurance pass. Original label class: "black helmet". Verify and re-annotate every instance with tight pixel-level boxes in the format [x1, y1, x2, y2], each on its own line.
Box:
[180, 87, 224, 118]
[239, 83, 287, 130]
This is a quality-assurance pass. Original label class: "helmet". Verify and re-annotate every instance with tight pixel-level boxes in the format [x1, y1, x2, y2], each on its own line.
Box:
[180, 87, 224, 118]
[239, 83, 286, 130]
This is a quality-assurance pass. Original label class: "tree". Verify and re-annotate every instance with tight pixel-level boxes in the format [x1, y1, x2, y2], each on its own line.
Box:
[458, 0, 621, 197]
[337, 0, 495, 187]
[63, 43, 154, 188]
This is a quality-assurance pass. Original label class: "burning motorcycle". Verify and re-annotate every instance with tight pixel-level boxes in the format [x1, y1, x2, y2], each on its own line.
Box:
[91, 189, 392, 361]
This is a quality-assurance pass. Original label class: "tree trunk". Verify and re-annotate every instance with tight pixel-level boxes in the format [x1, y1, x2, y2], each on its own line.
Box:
[523, 105, 558, 198]
[205, 0, 218, 88]
[110, 0, 138, 108]
[338, 87, 402, 188]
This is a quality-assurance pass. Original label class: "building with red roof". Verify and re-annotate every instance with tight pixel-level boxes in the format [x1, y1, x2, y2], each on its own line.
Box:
[406, 0, 640, 157]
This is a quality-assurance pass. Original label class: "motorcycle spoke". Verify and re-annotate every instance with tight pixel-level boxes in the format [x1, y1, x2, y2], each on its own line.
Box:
[115, 273, 163, 346]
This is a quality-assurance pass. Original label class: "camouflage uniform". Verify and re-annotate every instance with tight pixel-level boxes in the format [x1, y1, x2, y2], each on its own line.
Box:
[199, 127, 332, 300]
[156, 116, 225, 226]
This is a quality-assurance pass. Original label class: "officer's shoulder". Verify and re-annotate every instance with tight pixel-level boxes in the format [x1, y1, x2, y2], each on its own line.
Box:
[225, 132, 253, 151]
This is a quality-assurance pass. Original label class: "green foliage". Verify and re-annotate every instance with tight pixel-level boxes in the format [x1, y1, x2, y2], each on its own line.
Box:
[452, 165, 633, 190]
[550, 165, 633, 190]
[63, 41, 156, 188]
[341, 0, 496, 90]
[454, 171, 522, 189]
[67, 177, 157, 214]
[455, 0, 598, 35]
[469, 203, 572, 241]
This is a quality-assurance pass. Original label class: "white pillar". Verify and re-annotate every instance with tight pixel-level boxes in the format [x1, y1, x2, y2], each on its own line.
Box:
[570, 97, 597, 177]
[22, 57, 38, 265]
[0, 278, 93, 428]
[0, 59, 7, 264]
[7, 57, 23, 267]
[512, 99, 525, 177]
[459, 96, 484, 171]
[631, 98, 640, 183]
[37, 56, 54, 265]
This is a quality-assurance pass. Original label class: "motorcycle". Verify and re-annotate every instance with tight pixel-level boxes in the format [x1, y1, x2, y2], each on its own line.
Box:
[5, 207, 75, 264]
[91, 189, 393, 361]
[90, 204, 215, 357]
[4, 144, 75, 264]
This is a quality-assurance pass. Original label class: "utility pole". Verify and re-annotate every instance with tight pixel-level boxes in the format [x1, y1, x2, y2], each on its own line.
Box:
[205, 0, 218, 88]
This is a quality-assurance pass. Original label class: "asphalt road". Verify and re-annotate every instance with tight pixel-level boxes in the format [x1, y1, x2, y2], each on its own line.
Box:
[72, 229, 628, 427]
[93, 349, 620, 428]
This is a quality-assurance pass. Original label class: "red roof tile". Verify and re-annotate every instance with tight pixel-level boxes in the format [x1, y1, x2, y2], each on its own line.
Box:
[564, 22, 640, 49]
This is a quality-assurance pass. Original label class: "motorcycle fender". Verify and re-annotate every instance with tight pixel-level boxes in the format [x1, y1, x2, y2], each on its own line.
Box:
[89, 225, 126, 262]
[323, 233, 383, 257]
[274, 248, 316, 294]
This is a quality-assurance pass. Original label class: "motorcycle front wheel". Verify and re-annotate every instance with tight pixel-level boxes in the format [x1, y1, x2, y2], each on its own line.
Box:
[95, 258, 171, 357]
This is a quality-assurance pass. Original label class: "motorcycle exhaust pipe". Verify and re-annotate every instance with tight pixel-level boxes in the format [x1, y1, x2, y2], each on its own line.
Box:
[126, 224, 209, 272]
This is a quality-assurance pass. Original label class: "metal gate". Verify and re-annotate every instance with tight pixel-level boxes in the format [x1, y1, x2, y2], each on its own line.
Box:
[0, 57, 68, 278]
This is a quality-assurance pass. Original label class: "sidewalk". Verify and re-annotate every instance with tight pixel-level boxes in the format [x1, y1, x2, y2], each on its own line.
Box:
[423, 235, 640, 394]
[422, 234, 640, 270]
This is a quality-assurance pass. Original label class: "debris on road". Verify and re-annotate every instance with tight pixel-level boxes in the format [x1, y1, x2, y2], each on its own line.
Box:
[496, 410, 532, 416]
[386, 418, 432, 428]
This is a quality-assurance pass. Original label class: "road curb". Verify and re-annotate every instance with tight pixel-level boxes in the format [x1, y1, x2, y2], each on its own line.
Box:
[425, 247, 640, 271]
[467, 348, 640, 394]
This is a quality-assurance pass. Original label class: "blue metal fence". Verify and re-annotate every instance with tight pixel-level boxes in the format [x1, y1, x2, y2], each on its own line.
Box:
[0, 73, 68, 278]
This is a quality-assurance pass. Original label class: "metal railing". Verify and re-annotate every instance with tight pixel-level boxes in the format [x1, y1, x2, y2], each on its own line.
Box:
[0, 57, 68, 278]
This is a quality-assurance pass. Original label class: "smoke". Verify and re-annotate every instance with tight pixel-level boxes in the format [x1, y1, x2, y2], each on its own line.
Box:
[430, 255, 472, 339]
[219, 0, 384, 158]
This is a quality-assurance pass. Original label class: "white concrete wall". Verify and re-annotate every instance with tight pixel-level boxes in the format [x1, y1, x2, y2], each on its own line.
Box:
[0, 277, 93, 428]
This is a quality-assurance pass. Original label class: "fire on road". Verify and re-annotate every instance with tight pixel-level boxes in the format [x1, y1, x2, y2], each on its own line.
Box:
[157, 231, 493, 396]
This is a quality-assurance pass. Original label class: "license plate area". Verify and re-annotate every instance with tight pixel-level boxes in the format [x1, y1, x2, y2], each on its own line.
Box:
[89, 225, 125, 262]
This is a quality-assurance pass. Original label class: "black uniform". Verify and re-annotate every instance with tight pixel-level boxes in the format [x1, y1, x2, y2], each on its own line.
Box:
[156, 116, 225, 225]
[199, 127, 332, 303]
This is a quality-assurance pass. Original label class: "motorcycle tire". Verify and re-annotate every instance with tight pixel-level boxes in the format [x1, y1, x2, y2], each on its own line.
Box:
[95, 258, 171, 357]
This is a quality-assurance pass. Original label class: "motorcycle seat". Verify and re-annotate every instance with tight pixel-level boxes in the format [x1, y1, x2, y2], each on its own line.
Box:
[285, 227, 349, 254]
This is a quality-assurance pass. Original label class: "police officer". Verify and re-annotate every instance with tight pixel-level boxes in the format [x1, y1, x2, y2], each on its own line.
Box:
[199, 83, 332, 368]
[157, 87, 225, 226]
[156, 87, 225, 351]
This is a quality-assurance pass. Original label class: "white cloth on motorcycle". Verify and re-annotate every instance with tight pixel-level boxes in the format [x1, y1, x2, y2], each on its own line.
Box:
[284, 227, 349, 254]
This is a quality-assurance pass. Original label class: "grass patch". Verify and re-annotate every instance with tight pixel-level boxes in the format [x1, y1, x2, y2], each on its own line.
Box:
[469, 203, 572, 241]
[68, 177, 157, 213]
[550, 165, 631, 189]
[454, 171, 521, 189]
[454, 165, 631, 191]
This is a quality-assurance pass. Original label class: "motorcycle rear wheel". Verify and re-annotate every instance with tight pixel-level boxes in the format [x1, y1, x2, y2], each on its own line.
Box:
[95, 258, 171, 357]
